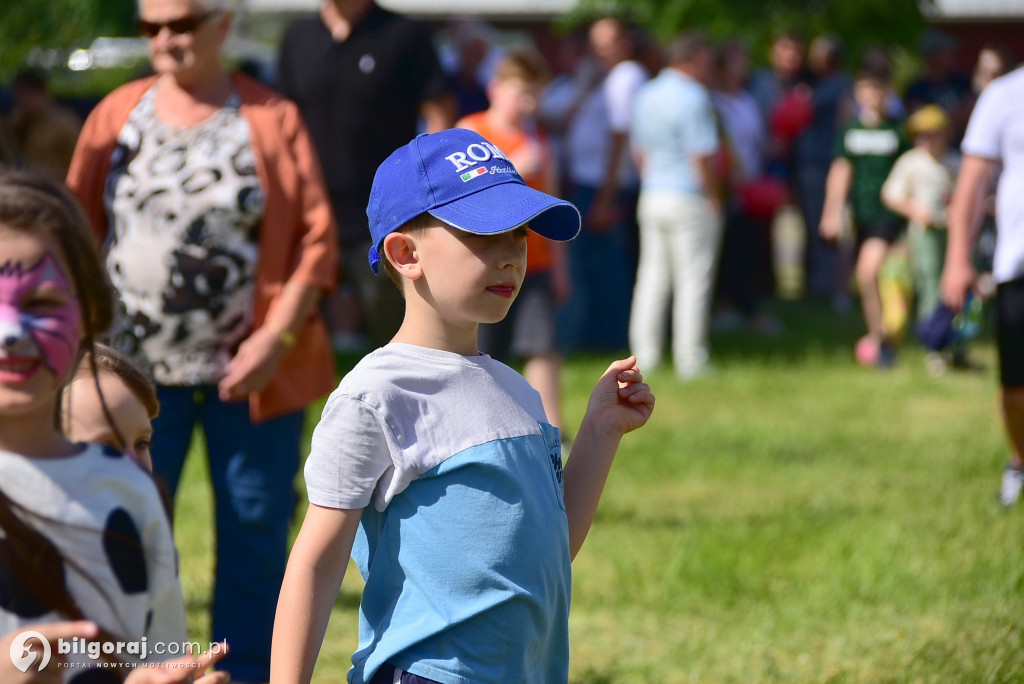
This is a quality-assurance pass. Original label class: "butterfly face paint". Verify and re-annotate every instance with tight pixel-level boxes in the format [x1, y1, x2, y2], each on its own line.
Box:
[0, 252, 82, 384]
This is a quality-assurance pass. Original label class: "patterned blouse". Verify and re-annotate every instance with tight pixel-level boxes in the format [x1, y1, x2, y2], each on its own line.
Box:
[104, 87, 265, 385]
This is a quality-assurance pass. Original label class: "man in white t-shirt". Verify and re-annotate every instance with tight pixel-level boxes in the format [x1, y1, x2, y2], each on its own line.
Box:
[941, 66, 1024, 506]
[560, 17, 649, 353]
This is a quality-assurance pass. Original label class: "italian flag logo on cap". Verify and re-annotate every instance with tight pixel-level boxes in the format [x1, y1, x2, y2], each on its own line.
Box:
[460, 167, 488, 182]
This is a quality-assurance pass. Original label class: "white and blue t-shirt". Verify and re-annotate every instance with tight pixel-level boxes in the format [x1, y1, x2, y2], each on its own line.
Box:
[304, 343, 571, 684]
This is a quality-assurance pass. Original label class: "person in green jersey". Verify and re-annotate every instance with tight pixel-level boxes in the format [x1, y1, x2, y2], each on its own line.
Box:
[820, 68, 909, 367]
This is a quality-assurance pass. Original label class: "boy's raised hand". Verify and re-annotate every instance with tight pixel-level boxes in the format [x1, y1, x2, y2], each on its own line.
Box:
[565, 357, 654, 557]
[586, 357, 655, 437]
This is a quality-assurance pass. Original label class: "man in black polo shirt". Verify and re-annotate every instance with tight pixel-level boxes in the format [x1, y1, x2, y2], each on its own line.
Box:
[279, 0, 453, 347]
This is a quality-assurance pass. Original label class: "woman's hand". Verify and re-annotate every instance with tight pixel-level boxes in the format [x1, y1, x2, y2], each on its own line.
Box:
[218, 326, 289, 402]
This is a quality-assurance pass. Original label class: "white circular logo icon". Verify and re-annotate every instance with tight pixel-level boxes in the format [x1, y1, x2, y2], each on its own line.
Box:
[359, 54, 376, 74]
[10, 630, 51, 673]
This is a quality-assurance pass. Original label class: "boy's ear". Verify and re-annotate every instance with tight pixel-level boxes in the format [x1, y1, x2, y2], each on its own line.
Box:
[382, 232, 423, 280]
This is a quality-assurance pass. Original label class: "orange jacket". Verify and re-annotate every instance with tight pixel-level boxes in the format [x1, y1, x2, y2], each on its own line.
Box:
[67, 72, 339, 423]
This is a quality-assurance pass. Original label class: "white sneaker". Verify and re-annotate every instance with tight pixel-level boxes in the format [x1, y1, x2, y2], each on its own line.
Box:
[999, 465, 1024, 507]
[924, 352, 948, 378]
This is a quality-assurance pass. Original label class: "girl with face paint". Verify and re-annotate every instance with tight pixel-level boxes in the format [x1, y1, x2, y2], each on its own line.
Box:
[0, 251, 83, 426]
[0, 171, 229, 683]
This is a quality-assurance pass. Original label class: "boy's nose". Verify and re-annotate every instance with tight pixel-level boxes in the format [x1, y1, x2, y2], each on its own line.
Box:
[497, 233, 526, 269]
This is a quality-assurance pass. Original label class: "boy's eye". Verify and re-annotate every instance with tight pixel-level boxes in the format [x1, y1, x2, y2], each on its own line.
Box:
[134, 438, 152, 452]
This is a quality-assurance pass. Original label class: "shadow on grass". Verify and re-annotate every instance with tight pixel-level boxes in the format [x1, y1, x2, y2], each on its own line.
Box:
[710, 298, 865, 364]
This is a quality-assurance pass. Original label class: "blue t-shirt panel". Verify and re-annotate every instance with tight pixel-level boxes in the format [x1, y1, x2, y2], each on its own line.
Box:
[348, 424, 571, 684]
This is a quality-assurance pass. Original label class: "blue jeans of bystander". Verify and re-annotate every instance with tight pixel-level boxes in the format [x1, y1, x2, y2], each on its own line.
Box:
[151, 385, 304, 683]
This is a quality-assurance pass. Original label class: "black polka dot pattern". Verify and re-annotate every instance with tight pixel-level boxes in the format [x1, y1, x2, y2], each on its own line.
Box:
[0, 546, 54, 618]
[100, 445, 124, 459]
[102, 508, 148, 594]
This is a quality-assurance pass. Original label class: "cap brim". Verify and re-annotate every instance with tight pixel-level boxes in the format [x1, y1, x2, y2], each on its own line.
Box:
[428, 182, 581, 241]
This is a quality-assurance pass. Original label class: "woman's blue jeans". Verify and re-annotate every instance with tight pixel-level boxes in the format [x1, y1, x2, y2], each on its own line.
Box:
[151, 384, 304, 683]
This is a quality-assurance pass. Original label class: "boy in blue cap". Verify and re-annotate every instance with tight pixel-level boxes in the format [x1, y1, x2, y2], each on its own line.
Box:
[270, 128, 655, 684]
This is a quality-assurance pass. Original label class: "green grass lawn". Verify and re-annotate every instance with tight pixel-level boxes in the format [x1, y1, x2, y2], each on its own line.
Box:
[171, 299, 1024, 683]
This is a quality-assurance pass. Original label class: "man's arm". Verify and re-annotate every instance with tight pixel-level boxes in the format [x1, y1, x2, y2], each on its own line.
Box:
[631, 145, 645, 179]
[819, 157, 853, 241]
[589, 131, 630, 232]
[270, 504, 363, 684]
[590, 63, 646, 232]
[941, 154, 997, 311]
[695, 151, 723, 214]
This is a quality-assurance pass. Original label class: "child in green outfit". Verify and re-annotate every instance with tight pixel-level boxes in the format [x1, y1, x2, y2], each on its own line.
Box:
[820, 70, 909, 367]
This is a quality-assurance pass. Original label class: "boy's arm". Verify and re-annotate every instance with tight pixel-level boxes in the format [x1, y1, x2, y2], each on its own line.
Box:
[881, 192, 932, 227]
[271, 504, 364, 684]
[819, 157, 852, 241]
[563, 357, 654, 559]
[880, 161, 932, 226]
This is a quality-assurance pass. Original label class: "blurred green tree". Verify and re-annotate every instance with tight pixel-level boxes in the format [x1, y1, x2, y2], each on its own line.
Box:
[0, 0, 136, 83]
[562, 0, 935, 69]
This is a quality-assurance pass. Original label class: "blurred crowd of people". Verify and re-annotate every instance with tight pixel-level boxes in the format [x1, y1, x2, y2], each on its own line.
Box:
[4, 11, 1014, 380]
[1, 1, 1023, 682]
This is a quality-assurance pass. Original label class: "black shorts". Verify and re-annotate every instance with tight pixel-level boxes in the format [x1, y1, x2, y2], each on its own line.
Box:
[856, 216, 903, 247]
[997, 277, 1024, 388]
[478, 272, 559, 360]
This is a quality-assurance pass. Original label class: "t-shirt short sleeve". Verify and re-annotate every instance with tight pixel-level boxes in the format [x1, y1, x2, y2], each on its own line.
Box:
[962, 83, 1006, 161]
[304, 394, 396, 511]
[881, 149, 913, 201]
[605, 61, 647, 133]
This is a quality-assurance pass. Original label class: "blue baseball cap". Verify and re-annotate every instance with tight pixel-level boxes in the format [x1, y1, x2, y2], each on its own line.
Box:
[366, 128, 581, 274]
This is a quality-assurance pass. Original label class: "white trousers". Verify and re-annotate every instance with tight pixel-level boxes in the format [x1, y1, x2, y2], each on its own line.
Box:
[629, 190, 723, 377]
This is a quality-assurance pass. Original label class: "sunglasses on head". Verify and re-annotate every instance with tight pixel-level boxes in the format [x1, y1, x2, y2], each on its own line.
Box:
[137, 10, 219, 38]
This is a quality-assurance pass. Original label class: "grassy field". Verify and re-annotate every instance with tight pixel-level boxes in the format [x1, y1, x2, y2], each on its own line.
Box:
[172, 300, 1024, 683]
